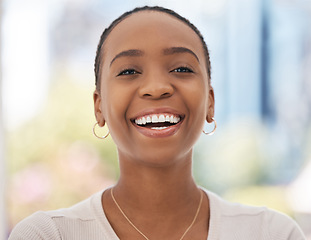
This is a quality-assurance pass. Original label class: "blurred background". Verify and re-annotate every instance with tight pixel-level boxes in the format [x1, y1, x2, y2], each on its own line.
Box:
[0, 0, 311, 238]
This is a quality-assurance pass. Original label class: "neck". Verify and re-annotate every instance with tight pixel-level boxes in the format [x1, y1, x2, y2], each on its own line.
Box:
[113, 152, 200, 214]
[102, 152, 210, 240]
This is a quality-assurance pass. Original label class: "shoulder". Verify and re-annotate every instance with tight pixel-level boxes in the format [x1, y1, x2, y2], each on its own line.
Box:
[204, 189, 306, 240]
[9, 191, 104, 240]
[8, 211, 61, 240]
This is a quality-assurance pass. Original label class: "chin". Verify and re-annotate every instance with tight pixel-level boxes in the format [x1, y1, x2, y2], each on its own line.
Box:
[132, 147, 192, 168]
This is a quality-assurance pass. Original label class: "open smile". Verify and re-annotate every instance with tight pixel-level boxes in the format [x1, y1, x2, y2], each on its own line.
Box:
[131, 112, 185, 138]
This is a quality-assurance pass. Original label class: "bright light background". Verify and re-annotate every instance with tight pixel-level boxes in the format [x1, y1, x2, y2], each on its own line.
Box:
[1, 0, 311, 238]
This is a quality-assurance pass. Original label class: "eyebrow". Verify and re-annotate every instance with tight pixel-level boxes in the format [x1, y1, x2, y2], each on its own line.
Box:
[163, 47, 200, 63]
[110, 47, 199, 66]
[110, 49, 144, 66]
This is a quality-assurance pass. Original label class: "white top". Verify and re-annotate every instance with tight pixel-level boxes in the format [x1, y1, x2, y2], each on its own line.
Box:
[9, 188, 306, 240]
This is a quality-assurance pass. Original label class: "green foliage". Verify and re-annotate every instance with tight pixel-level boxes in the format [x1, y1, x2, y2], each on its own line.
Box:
[7, 78, 119, 226]
[7, 78, 119, 175]
[193, 118, 271, 194]
[223, 186, 292, 216]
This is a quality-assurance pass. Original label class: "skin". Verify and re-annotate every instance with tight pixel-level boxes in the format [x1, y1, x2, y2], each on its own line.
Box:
[94, 11, 215, 240]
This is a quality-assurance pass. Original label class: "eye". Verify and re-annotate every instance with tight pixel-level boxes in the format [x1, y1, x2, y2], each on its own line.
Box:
[117, 68, 140, 76]
[170, 66, 194, 73]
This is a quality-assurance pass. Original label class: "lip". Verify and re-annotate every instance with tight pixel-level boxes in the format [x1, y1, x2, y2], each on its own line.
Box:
[130, 108, 185, 138]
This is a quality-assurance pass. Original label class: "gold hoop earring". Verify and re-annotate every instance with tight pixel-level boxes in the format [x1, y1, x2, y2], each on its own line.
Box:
[93, 122, 110, 139]
[203, 117, 217, 135]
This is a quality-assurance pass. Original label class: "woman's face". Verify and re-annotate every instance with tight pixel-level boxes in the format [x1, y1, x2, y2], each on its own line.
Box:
[94, 11, 214, 167]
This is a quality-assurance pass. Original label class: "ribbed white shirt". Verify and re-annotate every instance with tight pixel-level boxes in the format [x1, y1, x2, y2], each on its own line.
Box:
[9, 188, 306, 239]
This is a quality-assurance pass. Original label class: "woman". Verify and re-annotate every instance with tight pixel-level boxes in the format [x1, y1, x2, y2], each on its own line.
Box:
[9, 6, 306, 240]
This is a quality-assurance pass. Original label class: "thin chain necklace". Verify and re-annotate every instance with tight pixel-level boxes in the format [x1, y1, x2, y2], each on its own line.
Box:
[110, 187, 203, 240]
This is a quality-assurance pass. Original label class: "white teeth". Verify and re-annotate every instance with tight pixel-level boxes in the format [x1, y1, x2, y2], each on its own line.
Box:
[173, 117, 180, 123]
[134, 114, 181, 126]
[142, 117, 146, 125]
[159, 115, 165, 122]
[151, 115, 159, 123]
[151, 126, 169, 130]
[146, 116, 151, 123]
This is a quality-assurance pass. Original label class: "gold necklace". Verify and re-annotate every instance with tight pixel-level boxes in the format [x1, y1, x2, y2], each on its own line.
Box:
[110, 188, 203, 240]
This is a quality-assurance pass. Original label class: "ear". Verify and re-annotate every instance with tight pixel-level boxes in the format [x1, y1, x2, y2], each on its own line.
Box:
[206, 86, 215, 123]
[93, 90, 105, 127]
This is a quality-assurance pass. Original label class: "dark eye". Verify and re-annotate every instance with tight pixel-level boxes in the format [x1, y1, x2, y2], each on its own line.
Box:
[170, 67, 194, 73]
[117, 69, 140, 76]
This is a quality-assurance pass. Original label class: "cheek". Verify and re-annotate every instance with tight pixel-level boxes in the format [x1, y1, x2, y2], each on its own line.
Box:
[183, 81, 208, 132]
[102, 87, 126, 122]
[185, 80, 208, 114]
[191, 94, 207, 128]
[101, 81, 134, 138]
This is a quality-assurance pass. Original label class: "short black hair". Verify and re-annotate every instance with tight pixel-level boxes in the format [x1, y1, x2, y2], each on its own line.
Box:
[94, 6, 211, 90]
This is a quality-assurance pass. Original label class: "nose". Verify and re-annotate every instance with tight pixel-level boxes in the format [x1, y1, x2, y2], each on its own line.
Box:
[138, 72, 174, 99]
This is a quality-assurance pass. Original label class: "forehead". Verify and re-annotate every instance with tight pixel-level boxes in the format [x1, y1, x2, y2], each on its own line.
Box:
[103, 11, 205, 62]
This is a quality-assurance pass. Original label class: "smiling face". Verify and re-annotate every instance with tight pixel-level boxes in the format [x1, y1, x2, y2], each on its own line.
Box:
[94, 11, 215, 167]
